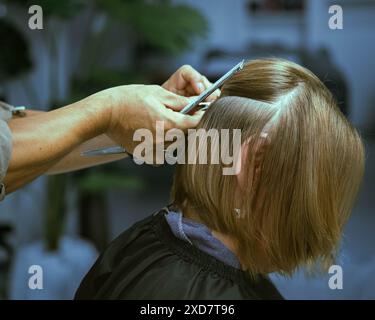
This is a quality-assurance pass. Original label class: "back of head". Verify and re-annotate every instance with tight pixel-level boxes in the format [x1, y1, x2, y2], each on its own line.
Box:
[171, 58, 365, 277]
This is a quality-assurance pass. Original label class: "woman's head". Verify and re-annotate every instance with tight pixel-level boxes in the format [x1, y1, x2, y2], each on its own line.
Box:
[171, 58, 365, 276]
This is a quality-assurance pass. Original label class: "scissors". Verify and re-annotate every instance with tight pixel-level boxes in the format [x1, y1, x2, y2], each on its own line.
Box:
[81, 59, 245, 157]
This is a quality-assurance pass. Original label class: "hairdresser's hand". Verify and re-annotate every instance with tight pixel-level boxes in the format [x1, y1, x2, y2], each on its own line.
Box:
[162, 65, 220, 101]
[102, 84, 203, 153]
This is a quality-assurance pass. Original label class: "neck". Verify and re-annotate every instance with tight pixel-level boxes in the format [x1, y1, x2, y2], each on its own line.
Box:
[179, 202, 244, 269]
[177, 202, 277, 274]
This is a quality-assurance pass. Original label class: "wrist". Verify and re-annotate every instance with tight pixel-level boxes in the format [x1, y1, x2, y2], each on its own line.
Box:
[99, 85, 136, 133]
[78, 90, 115, 140]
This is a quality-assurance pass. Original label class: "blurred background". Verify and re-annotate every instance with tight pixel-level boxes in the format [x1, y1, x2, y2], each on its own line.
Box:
[0, 0, 374, 299]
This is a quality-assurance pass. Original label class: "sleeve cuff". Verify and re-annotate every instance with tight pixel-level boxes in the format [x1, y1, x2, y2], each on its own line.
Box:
[0, 119, 13, 201]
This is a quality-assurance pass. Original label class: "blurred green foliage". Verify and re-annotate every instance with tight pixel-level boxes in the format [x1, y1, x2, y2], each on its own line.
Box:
[44, 174, 67, 251]
[73, 0, 208, 99]
[78, 171, 145, 193]
[96, 0, 208, 54]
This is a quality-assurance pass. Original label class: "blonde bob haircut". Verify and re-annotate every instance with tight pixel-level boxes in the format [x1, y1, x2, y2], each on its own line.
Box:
[171, 58, 365, 277]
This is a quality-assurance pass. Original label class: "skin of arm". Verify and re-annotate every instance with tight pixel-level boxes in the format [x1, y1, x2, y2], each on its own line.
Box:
[4, 93, 111, 193]
[4, 86, 198, 193]
[14, 110, 128, 174]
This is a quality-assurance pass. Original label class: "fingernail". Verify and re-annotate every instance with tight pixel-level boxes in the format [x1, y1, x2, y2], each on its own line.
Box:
[197, 82, 204, 92]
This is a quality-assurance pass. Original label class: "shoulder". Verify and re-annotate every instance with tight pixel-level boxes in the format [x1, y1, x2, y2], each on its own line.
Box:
[75, 211, 167, 298]
[76, 209, 283, 300]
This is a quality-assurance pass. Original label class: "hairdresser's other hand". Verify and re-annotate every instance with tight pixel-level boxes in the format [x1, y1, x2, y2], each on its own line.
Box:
[102, 84, 203, 153]
[162, 65, 220, 102]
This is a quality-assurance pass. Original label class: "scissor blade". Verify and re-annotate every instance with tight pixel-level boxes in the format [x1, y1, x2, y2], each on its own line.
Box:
[81, 146, 126, 157]
[180, 59, 244, 114]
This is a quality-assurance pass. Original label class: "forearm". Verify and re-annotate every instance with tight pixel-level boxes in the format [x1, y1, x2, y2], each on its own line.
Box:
[14, 110, 126, 174]
[4, 93, 111, 193]
[47, 134, 127, 175]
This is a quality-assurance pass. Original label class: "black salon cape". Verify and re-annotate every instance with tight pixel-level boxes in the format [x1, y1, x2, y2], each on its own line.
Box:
[75, 208, 283, 300]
